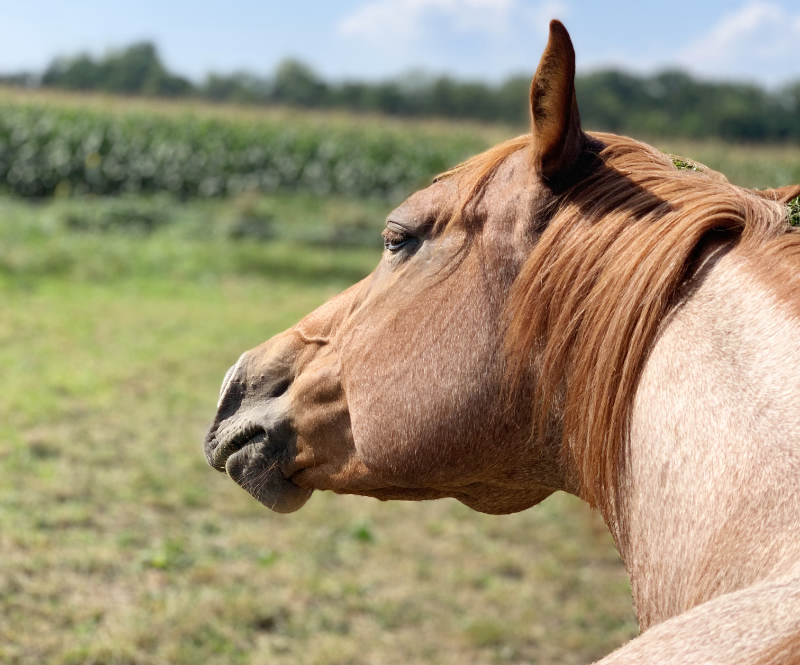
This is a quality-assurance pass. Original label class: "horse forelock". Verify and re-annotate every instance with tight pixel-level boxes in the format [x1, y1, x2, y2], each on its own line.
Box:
[439, 131, 800, 515]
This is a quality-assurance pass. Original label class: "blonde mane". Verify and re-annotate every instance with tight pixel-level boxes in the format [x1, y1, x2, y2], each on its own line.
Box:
[443, 131, 800, 513]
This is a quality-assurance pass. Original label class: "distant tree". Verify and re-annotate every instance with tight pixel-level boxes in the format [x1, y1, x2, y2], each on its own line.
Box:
[270, 59, 328, 107]
[371, 82, 408, 114]
[0, 71, 37, 87]
[494, 75, 531, 125]
[577, 70, 652, 132]
[154, 73, 193, 97]
[330, 80, 372, 111]
[102, 42, 161, 92]
[778, 82, 800, 140]
[42, 53, 102, 90]
[102, 42, 192, 96]
[40, 42, 191, 97]
[202, 72, 270, 103]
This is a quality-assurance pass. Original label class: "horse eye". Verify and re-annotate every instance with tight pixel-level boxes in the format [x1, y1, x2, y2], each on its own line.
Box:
[382, 228, 414, 253]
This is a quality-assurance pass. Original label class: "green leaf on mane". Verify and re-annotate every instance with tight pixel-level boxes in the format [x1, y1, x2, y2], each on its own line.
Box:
[671, 156, 702, 172]
[787, 196, 800, 227]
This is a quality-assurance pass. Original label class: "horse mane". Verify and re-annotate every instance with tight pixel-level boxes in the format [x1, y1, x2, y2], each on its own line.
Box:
[440, 131, 800, 514]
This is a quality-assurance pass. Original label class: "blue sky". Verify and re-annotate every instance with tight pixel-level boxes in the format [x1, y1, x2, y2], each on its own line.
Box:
[2, 1, 800, 86]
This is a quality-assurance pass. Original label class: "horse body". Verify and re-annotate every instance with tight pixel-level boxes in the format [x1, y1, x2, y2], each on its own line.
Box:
[204, 20, 800, 663]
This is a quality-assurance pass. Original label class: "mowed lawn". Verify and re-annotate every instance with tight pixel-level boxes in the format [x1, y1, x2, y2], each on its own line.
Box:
[2, 131, 799, 665]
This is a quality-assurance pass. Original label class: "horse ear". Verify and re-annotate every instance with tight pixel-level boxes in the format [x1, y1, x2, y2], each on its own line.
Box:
[530, 20, 584, 181]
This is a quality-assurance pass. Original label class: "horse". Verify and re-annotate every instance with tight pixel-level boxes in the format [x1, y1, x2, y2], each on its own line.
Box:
[204, 20, 800, 663]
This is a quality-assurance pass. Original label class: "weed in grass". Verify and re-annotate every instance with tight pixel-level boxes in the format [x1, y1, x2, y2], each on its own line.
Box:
[140, 538, 194, 571]
[351, 520, 376, 543]
[257, 549, 281, 567]
[464, 617, 510, 648]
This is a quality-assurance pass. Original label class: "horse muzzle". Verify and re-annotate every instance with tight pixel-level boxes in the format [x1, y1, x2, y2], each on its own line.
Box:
[203, 351, 313, 513]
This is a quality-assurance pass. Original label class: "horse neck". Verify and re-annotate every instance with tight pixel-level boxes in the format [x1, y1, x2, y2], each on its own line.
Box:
[610, 244, 800, 630]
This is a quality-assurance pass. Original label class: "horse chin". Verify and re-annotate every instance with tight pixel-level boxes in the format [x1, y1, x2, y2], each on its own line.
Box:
[457, 487, 555, 515]
[224, 443, 312, 513]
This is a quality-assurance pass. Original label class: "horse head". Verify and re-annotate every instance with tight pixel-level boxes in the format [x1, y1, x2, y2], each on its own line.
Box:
[204, 21, 589, 515]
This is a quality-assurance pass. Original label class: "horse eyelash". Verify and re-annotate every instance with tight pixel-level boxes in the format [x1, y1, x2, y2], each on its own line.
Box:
[382, 228, 412, 250]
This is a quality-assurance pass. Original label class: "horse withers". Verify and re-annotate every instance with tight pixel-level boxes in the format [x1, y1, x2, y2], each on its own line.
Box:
[204, 20, 800, 663]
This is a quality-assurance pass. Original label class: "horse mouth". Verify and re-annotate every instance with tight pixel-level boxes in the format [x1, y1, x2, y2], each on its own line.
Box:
[206, 425, 264, 472]
[205, 426, 312, 513]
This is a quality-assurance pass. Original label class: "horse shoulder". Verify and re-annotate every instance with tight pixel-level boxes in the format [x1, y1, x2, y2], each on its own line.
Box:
[622, 244, 800, 626]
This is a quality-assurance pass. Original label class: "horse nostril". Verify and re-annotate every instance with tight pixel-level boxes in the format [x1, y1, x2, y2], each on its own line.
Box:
[270, 378, 291, 399]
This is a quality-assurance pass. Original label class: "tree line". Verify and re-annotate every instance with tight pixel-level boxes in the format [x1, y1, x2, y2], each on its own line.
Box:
[3, 41, 799, 142]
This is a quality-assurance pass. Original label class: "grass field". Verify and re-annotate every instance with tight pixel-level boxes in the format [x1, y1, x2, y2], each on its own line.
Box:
[1, 191, 637, 665]
[2, 93, 799, 665]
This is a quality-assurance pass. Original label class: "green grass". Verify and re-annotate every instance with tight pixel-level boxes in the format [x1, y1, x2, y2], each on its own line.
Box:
[2, 290, 634, 665]
[0, 191, 637, 665]
[0, 193, 386, 285]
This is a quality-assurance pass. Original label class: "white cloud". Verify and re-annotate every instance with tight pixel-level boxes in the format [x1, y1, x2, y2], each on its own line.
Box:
[338, 0, 567, 45]
[677, 1, 800, 85]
